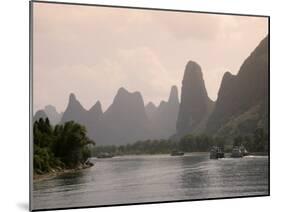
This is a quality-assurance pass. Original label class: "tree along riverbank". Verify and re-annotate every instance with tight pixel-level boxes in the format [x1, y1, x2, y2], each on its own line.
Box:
[91, 129, 268, 157]
[33, 118, 95, 178]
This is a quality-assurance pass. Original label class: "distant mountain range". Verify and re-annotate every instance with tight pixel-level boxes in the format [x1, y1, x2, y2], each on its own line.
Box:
[34, 35, 268, 145]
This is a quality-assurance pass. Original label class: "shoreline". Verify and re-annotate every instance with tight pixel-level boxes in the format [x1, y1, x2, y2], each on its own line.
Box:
[33, 163, 94, 182]
[33, 152, 268, 182]
[94, 151, 269, 157]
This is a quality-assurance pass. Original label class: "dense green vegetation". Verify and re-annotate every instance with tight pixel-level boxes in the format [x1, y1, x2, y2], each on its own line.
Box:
[92, 128, 268, 156]
[33, 118, 94, 174]
[232, 128, 268, 152]
[91, 135, 225, 156]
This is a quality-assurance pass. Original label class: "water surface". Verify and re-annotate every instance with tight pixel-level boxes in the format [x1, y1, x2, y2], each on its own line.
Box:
[33, 153, 268, 210]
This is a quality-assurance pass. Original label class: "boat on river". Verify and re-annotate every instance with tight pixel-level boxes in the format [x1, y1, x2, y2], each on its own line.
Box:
[231, 145, 249, 158]
[96, 152, 114, 158]
[210, 146, 224, 159]
[170, 150, 184, 156]
[231, 146, 243, 158]
[240, 145, 249, 156]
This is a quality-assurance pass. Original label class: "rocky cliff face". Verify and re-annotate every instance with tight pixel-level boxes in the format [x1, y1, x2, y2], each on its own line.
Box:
[176, 61, 214, 137]
[206, 36, 269, 138]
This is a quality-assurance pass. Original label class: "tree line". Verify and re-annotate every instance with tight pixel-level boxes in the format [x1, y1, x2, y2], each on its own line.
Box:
[33, 118, 94, 174]
[33, 118, 268, 174]
[92, 128, 268, 156]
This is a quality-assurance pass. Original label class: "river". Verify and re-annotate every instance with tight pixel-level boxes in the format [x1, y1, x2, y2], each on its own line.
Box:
[32, 153, 268, 210]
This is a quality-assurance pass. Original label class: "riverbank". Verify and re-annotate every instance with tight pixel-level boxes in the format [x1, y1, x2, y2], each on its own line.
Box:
[95, 151, 269, 157]
[33, 163, 94, 182]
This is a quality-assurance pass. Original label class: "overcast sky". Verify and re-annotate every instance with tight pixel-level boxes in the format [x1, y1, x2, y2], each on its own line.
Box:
[33, 2, 268, 113]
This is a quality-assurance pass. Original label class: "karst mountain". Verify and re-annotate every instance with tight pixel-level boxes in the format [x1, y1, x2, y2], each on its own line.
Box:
[34, 35, 268, 145]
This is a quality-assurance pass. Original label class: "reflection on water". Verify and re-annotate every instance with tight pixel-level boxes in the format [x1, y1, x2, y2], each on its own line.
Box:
[33, 153, 268, 210]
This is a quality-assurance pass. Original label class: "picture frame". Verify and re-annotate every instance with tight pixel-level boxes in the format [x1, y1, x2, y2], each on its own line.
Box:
[30, 1, 270, 211]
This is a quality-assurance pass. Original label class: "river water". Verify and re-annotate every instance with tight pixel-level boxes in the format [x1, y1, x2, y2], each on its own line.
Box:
[32, 153, 268, 210]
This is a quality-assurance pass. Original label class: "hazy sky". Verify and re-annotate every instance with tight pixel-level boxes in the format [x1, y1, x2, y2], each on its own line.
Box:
[33, 2, 268, 113]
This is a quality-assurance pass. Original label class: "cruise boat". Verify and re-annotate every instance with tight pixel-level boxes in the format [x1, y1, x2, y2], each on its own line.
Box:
[210, 146, 224, 159]
[231, 146, 243, 158]
[231, 145, 249, 158]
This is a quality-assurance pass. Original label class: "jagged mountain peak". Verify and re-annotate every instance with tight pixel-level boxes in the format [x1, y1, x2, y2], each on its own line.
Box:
[116, 87, 128, 95]
[183, 60, 203, 82]
[67, 93, 85, 109]
[168, 85, 179, 104]
[223, 71, 235, 79]
[69, 93, 77, 102]
[89, 101, 103, 114]
[111, 87, 145, 109]
[218, 71, 236, 93]
[116, 87, 140, 97]
[100, 87, 149, 145]
[61, 93, 87, 124]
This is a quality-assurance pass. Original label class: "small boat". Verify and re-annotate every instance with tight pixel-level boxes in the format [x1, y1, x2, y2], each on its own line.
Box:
[231, 145, 249, 158]
[96, 152, 114, 158]
[231, 146, 243, 158]
[210, 146, 224, 159]
[240, 145, 249, 156]
[170, 150, 184, 156]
